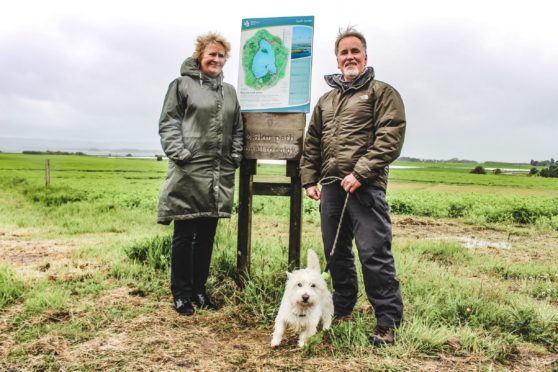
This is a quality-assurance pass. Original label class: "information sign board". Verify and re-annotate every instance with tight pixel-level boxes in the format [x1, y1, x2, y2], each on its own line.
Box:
[238, 16, 314, 112]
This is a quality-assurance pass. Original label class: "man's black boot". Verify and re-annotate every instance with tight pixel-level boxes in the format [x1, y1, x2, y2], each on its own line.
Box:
[193, 293, 216, 309]
[369, 325, 395, 346]
[174, 298, 195, 316]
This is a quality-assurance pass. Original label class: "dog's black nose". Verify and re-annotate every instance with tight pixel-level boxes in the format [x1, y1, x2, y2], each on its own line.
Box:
[302, 294, 310, 303]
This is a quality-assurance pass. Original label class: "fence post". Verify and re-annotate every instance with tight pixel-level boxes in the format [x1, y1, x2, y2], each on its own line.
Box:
[45, 159, 50, 187]
[287, 160, 302, 270]
[237, 158, 256, 284]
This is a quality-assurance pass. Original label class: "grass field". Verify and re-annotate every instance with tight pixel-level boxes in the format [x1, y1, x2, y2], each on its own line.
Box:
[0, 153, 557, 370]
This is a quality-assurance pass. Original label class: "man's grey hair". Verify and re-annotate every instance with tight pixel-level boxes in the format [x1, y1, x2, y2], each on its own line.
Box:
[334, 26, 367, 56]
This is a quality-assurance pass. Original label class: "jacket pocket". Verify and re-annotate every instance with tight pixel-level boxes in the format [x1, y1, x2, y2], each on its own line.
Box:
[182, 136, 200, 160]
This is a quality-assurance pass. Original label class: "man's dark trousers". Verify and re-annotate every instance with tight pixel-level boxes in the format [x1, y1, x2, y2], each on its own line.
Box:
[320, 183, 403, 328]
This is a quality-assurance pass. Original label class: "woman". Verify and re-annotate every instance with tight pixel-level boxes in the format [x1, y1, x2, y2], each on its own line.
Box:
[157, 32, 243, 315]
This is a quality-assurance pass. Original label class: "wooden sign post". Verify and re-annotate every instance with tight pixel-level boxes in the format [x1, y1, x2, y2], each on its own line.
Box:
[237, 112, 305, 280]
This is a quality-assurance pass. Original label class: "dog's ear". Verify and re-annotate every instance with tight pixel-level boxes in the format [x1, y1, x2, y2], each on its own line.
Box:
[306, 249, 322, 272]
[286, 271, 292, 279]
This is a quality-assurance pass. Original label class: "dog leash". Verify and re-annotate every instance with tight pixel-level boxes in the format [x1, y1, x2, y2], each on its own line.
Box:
[318, 176, 350, 273]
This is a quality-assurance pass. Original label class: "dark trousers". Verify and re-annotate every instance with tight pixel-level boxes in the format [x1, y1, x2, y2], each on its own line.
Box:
[320, 183, 403, 328]
[171, 218, 218, 300]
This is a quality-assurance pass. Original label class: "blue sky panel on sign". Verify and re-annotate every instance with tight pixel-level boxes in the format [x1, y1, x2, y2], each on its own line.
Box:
[289, 26, 313, 110]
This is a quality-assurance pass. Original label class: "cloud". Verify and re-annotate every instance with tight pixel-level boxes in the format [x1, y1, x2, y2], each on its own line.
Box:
[1, 0, 557, 162]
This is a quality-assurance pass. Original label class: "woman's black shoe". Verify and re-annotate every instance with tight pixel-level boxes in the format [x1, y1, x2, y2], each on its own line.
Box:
[174, 298, 194, 316]
[193, 293, 216, 309]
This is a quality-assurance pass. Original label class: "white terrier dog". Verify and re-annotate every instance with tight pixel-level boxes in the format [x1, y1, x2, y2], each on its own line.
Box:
[271, 249, 334, 348]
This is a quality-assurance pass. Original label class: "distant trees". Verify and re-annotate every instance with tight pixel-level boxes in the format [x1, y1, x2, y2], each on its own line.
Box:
[447, 157, 479, 164]
[22, 150, 86, 155]
[530, 158, 556, 167]
[398, 157, 478, 164]
[540, 165, 558, 178]
[529, 158, 557, 178]
[470, 166, 486, 174]
[493, 168, 502, 175]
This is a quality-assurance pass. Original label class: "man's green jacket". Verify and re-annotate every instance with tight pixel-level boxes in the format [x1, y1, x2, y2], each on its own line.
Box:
[300, 67, 406, 191]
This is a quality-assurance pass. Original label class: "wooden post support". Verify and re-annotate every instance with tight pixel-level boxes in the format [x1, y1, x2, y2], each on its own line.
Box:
[236, 112, 305, 282]
[45, 159, 50, 187]
[287, 160, 302, 270]
[237, 158, 257, 283]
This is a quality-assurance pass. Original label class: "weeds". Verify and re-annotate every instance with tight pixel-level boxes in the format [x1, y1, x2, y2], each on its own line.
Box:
[399, 241, 473, 265]
[485, 263, 558, 282]
[0, 263, 25, 308]
[24, 282, 70, 315]
[326, 314, 371, 353]
[388, 191, 558, 229]
[530, 282, 558, 301]
[126, 233, 172, 271]
[405, 265, 558, 350]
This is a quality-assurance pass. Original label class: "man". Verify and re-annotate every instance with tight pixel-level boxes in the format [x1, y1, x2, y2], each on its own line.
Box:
[300, 27, 406, 346]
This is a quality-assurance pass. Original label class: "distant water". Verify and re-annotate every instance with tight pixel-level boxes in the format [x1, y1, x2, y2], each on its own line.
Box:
[0, 137, 161, 157]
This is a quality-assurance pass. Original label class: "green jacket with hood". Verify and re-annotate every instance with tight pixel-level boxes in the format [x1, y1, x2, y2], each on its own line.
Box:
[300, 67, 405, 191]
[157, 57, 243, 224]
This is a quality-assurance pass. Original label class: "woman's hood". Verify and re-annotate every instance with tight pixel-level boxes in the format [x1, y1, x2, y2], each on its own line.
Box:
[180, 57, 223, 89]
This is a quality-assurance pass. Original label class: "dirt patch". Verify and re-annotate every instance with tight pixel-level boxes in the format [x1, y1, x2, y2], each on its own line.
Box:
[0, 229, 78, 268]
[393, 216, 558, 256]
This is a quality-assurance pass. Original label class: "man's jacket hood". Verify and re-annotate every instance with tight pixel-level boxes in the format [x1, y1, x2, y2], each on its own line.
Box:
[324, 67, 375, 94]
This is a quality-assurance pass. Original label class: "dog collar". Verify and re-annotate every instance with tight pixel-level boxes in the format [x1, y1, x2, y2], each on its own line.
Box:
[293, 311, 306, 317]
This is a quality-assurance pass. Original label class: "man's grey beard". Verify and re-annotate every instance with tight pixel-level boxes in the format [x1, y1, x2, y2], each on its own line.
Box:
[342, 67, 360, 81]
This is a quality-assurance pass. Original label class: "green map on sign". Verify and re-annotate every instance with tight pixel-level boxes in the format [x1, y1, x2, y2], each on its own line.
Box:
[242, 29, 289, 90]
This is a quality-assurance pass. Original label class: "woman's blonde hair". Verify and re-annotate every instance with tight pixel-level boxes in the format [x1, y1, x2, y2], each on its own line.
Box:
[192, 32, 231, 61]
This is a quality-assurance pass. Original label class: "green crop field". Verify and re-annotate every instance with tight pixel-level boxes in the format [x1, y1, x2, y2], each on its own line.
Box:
[0, 153, 557, 370]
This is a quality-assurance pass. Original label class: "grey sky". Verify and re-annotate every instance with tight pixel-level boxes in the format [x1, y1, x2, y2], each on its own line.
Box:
[1, 0, 556, 162]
